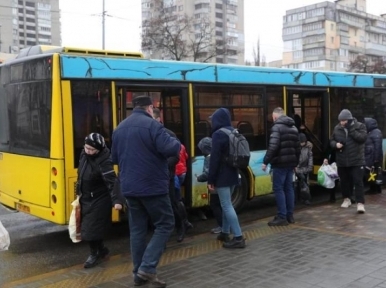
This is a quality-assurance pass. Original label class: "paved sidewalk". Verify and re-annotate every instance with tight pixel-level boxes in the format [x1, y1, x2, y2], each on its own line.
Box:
[4, 193, 386, 288]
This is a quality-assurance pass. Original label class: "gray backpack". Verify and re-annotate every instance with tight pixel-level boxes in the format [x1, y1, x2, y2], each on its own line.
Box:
[220, 128, 250, 169]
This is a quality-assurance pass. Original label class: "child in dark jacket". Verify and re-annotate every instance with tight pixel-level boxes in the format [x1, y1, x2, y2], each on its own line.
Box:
[196, 137, 222, 234]
[295, 133, 313, 205]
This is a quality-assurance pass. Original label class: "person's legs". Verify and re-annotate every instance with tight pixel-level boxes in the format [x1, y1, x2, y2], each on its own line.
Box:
[138, 194, 175, 274]
[338, 166, 354, 207]
[209, 192, 223, 228]
[284, 168, 295, 217]
[352, 166, 365, 204]
[272, 168, 287, 219]
[216, 186, 242, 237]
[126, 197, 149, 275]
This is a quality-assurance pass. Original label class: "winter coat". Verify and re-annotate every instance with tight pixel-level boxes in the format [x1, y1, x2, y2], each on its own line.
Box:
[111, 108, 181, 197]
[207, 108, 239, 188]
[330, 118, 367, 167]
[364, 118, 383, 167]
[176, 144, 188, 177]
[263, 115, 300, 168]
[296, 141, 313, 174]
[76, 148, 122, 241]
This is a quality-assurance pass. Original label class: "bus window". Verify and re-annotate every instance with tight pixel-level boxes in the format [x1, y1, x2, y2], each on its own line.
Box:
[71, 81, 112, 167]
[194, 85, 266, 153]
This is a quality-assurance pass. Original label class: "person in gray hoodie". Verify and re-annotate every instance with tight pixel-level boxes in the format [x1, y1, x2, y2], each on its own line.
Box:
[196, 137, 222, 234]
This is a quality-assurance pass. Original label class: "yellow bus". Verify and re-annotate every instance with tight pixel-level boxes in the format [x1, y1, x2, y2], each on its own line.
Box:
[1, 45, 386, 224]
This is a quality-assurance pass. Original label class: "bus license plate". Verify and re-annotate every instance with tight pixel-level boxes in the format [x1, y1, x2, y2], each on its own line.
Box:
[16, 203, 30, 213]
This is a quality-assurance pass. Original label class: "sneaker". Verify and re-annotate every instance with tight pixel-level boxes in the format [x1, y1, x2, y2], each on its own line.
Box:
[223, 237, 246, 249]
[287, 215, 295, 224]
[137, 271, 166, 288]
[211, 226, 222, 234]
[268, 216, 288, 226]
[357, 203, 365, 214]
[133, 273, 148, 286]
[341, 198, 352, 208]
[217, 232, 230, 242]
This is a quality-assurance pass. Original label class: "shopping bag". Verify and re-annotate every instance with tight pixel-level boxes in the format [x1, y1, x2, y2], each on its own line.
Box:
[317, 164, 338, 189]
[68, 196, 81, 243]
[0, 220, 10, 251]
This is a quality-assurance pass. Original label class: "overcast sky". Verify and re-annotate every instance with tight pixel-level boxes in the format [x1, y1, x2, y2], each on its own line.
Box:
[59, 0, 384, 63]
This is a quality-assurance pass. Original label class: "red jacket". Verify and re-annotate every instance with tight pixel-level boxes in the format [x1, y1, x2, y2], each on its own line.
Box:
[176, 144, 188, 176]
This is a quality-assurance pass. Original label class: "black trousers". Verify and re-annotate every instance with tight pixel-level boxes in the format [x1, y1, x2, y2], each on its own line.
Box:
[338, 166, 365, 204]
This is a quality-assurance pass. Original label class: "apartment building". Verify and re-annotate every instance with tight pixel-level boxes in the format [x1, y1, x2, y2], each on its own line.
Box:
[0, 0, 60, 54]
[141, 0, 245, 64]
[282, 0, 386, 71]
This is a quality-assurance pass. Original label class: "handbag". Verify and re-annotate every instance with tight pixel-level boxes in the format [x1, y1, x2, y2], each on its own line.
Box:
[0, 220, 10, 251]
[68, 196, 82, 243]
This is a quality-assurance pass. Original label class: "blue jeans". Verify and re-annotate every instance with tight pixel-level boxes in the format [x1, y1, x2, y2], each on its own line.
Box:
[217, 186, 242, 237]
[126, 194, 174, 274]
[272, 168, 295, 219]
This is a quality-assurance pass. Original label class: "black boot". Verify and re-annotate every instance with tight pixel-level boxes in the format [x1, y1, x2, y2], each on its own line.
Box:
[177, 201, 193, 231]
[97, 241, 109, 259]
[84, 241, 100, 268]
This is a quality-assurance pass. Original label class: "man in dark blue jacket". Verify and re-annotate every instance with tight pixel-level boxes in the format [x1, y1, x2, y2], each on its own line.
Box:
[262, 107, 300, 226]
[208, 108, 245, 249]
[111, 95, 180, 287]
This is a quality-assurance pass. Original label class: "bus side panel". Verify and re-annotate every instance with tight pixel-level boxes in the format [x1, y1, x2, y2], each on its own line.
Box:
[0, 154, 50, 207]
[249, 151, 272, 196]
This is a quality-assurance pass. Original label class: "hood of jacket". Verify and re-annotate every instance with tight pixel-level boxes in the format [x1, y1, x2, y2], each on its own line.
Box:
[365, 117, 378, 133]
[275, 115, 296, 127]
[198, 137, 212, 155]
[211, 108, 232, 132]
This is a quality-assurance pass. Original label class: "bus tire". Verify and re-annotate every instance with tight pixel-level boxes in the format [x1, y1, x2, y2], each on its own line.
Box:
[232, 170, 248, 213]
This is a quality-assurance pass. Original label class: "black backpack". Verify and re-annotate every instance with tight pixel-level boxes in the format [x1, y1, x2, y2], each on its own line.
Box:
[220, 128, 250, 169]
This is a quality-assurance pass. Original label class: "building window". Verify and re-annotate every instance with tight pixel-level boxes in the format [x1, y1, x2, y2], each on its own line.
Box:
[216, 12, 223, 18]
[178, 5, 183, 11]
[215, 31, 223, 36]
[215, 3, 222, 9]
[331, 37, 334, 43]
[25, 1, 35, 7]
[216, 57, 223, 63]
[331, 23, 334, 31]
[216, 22, 223, 28]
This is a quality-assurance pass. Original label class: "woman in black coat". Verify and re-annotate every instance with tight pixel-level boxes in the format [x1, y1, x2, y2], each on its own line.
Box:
[77, 133, 124, 268]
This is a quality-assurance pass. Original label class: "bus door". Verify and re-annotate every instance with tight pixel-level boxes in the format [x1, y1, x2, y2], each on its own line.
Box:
[114, 83, 191, 202]
[286, 88, 329, 167]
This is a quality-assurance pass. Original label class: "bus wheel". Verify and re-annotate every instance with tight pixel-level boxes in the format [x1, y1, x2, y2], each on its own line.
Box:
[232, 171, 248, 213]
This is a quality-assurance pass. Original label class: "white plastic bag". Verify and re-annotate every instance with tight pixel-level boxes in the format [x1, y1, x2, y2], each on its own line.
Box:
[0, 220, 10, 251]
[317, 164, 338, 189]
[68, 197, 81, 243]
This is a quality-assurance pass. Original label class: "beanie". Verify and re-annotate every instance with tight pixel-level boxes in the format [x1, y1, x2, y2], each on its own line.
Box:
[299, 133, 307, 143]
[84, 133, 105, 151]
[338, 109, 353, 121]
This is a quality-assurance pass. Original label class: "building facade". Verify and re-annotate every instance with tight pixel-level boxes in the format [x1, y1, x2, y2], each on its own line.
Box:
[0, 0, 60, 54]
[141, 0, 245, 64]
[282, 0, 386, 71]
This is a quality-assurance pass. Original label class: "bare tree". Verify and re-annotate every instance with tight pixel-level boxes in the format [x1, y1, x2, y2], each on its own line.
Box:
[347, 55, 386, 74]
[141, 0, 236, 62]
[252, 38, 260, 66]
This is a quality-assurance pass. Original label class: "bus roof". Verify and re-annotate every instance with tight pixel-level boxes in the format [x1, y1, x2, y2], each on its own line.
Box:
[60, 55, 386, 89]
[16, 45, 143, 59]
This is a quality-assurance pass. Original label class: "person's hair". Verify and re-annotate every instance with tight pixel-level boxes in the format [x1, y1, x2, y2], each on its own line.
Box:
[153, 108, 161, 119]
[273, 107, 285, 115]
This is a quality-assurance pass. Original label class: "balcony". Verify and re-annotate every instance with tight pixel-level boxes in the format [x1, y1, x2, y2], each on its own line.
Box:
[303, 41, 326, 50]
[365, 42, 386, 57]
[194, 0, 210, 4]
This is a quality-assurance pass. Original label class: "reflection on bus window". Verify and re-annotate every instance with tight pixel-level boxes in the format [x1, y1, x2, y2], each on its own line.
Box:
[72, 81, 112, 167]
[1, 81, 52, 157]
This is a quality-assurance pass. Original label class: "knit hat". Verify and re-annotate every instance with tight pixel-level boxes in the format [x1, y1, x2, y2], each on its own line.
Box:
[132, 96, 153, 107]
[338, 109, 353, 121]
[299, 133, 307, 143]
[84, 133, 105, 151]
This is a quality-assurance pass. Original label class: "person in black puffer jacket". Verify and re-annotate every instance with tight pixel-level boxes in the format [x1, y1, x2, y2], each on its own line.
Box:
[364, 117, 383, 194]
[330, 109, 367, 213]
[77, 133, 124, 269]
[263, 107, 300, 226]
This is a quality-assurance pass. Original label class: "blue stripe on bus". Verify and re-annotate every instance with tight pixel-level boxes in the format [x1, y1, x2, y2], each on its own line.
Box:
[60, 56, 381, 88]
